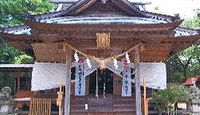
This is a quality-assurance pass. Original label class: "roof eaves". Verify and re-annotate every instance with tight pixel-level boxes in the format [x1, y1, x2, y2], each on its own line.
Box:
[141, 11, 179, 22]
[0, 64, 34, 68]
[26, 11, 64, 22]
[0, 25, 30, 34]
[49, 0, 79, 3]
[130, 1, 151, 5]
[196, 29, 200, 34]
[177, 27, 199, 35]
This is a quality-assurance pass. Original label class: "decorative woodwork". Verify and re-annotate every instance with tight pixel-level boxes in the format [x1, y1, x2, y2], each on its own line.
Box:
[96, 33, 111, 49]
[79, 0, 131, 16]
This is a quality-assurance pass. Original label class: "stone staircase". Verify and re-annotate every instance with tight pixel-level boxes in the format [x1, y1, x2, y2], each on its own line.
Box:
[70, 95, 135, 115]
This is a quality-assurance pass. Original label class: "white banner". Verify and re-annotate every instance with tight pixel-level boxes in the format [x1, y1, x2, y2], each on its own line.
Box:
[31, 62, 66, 91]
[139, 63, 167, 89]
[75, 59, 85, 96]
[121, 59, 132, 97]
[31, 62, 166, 91]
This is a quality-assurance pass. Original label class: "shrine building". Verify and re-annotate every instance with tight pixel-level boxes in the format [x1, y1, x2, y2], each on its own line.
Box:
[0, 0, 200, 115]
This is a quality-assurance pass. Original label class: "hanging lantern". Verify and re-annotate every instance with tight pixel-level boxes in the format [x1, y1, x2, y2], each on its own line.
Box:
[96, 33, 110, 50]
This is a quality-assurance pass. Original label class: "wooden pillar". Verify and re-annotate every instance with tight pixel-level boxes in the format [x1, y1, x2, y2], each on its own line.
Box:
[64, 49, 71, 115]
[95, 70, 99, 98]
[143, 78, 147, 115]
[134, 47, 142, 115]
[15, 72, 20, 91]
[113, 74, 122, 96]
[86, 77, 89, 95]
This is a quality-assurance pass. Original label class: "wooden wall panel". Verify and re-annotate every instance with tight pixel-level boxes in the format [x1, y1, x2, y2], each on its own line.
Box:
[32, 43, 69, 62]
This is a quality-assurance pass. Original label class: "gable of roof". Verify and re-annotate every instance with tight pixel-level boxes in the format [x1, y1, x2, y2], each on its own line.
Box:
[26, 0, 179, 23]
[62, 0, 145, 16]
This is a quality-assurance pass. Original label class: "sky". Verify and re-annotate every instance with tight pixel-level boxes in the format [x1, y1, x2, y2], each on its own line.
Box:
[130, 0, 200, 19]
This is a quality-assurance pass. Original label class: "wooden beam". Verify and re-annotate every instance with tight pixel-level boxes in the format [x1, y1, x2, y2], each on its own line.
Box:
[31, 42, 172, 62]
[64, 48, 71, 115]
[134, 47, 142, 115]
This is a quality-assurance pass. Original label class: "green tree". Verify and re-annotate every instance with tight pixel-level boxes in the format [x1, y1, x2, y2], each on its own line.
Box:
[0, 0, 55, 26]
[167, 12, 200, 84]
[0, 0, 54, 92]
[152, 84, 191, 113]
[182, 15, 200, 29]
[14, 54, 34, 64]
[0, 45, 22, 64]
[167, 45, 200, 84]
[0, 0, 54, 64]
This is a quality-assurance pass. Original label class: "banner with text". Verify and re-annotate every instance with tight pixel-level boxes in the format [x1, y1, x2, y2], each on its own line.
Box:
[121, 59, 132, 97]
[75, 59, 85, 96]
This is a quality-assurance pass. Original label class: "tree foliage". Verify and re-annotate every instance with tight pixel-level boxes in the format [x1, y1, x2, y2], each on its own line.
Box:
[0, 44, 34, 64]
[0, 0, 55, 26]
[0, 0, 54, 91]
[0, 45, 22, 64]
[14, 54, 34, 64]
[152, 84, 191, 111]
[0, 0, 54, 64]
[182, 14, 200, 29]
[167, 13, 200, 84]
[167, 45, 200, 84]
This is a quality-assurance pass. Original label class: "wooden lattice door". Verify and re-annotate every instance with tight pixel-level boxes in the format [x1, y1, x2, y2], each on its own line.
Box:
[29, 98, 51, 115]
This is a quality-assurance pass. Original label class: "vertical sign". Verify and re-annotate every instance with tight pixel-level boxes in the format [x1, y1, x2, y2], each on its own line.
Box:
[121, 59, 132, 97]
[75, 59, 85, 96]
